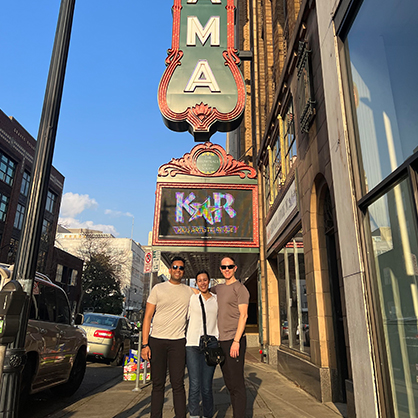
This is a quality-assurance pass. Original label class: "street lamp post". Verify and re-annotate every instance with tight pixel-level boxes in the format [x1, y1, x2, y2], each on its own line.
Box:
[0, 1, 76, 416]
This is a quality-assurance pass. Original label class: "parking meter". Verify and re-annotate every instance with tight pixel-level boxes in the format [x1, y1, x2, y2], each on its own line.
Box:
[0, 281, 26, 345]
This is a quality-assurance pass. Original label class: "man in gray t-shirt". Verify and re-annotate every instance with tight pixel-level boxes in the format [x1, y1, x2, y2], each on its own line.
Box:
[211, 255, 249, 418]
[141, 256, 194, 418]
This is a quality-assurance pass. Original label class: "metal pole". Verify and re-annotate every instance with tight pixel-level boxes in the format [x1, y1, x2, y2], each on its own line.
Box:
[0, 1, 76, 416]
[132, 328, 142, 392]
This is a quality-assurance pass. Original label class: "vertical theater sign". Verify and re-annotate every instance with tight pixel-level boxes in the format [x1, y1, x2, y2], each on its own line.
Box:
[158, 0, 246, 141]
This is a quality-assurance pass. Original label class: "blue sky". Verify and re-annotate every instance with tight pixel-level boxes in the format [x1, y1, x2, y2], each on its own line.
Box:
[1, 1, 226, 245]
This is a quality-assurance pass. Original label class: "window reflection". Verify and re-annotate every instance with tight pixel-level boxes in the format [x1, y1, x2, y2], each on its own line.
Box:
[348, 0, 418, 191]
[369, 179, 418, 416]
[278, 230, 309, 354]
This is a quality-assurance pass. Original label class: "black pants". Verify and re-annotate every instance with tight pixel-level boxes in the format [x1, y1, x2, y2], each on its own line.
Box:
[149, 337, 187, 418]
[220, 336, 247, 417]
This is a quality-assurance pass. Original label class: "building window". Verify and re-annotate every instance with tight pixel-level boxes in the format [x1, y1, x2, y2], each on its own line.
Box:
[0, 153, 16, 186]
[41, 219, 51, 241]
[347, 0, 417, 192]
[20, 171, 31, 197]
[283, 101, 297, 172]
[56, 264, 63, 283]
[14, 204, 25, 230]
[37, 250, 48, 273]
[278, 230, 309, 354]
[70, 270, 78, 286]
[45, 190, 56, 213]
[0, 194, 8, 222]
[265, 99, 297, 211]
[346, 1, 418, 415]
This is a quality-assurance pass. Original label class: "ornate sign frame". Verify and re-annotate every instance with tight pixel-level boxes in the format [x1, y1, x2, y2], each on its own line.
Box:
[152, 142, 259, 250]
[158, 0, 246, 141]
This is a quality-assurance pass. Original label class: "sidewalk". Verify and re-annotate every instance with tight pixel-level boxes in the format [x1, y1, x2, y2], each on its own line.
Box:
[49, 349, 347, 418]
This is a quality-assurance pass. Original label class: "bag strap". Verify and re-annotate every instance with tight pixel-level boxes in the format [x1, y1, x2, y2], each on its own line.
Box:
[198, 294, 208, 337]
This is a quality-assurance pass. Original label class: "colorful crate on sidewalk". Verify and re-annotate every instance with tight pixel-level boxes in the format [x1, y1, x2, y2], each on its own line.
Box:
[123, 349, 151, 381]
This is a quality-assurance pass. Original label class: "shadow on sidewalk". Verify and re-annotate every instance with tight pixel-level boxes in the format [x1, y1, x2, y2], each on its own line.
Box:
[113, 395, 153, 418]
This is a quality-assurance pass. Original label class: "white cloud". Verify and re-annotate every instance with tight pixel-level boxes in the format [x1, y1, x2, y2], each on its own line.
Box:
[105, 209, 134, 218]
[58, 217, 118, 236]
[60, 193, 98, 218]
[59, 193, 118, 236]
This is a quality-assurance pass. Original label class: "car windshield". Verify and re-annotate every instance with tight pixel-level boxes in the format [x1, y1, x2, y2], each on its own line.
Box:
[84, 314, 118, 327]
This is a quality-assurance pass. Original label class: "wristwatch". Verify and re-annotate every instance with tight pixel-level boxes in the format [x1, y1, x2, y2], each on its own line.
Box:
[141, 343, 149, 349]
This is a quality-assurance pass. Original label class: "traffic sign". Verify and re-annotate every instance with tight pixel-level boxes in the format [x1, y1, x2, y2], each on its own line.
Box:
[144, 251, 153, 273]
[152, 250, 161, 273]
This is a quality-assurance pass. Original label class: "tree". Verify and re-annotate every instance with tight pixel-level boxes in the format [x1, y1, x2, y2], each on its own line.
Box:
[56, 228, 130, 314]
[81, 252, 124, 314]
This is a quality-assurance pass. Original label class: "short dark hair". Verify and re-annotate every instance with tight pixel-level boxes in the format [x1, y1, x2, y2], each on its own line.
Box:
[220, 255, 236, 265]
[196, 270, 210, 280]
[171, 256, 185, 267]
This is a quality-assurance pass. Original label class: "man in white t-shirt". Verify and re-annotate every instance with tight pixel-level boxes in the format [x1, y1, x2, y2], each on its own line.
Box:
[141, 256, 194, 418]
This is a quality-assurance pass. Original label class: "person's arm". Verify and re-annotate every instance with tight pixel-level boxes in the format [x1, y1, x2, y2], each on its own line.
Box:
[230, 303, 248, 358]
[140, 302, 156, 361]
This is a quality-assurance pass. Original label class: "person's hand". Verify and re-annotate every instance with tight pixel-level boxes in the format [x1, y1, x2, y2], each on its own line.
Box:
[141, 346, 151, 361]
[230, 340, 240, 358]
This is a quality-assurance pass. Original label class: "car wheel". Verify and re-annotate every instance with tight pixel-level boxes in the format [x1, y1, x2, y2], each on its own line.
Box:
[110, 345, 124, 367]
[51, 349, 87, 397]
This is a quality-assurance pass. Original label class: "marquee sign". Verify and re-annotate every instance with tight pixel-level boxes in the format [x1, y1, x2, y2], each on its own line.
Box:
[152, 142, 258, 249]
[158, 0, 246, 141]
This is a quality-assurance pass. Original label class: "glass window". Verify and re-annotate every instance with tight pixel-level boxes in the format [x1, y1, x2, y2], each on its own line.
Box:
[37, 283, 56, 322]
[37, 250, 48, 274]
[70, 270, 78, 286]
[0, 194, 9, 222]
[0, 153, 15, 186]
[55, 289, 70, 324]
[368, 178, 418, 416]
[278, 229, 309, 354]
[41, 219, 51, 244]
[56, 264, 63, 283]
[45, 190, 56, 213]
[20, 171, 30, 197]
[347, 0, 418, 192]
[14, 204, 25, 230]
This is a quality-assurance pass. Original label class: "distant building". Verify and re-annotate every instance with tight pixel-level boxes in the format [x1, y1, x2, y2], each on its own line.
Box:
[56, 227, 145, 315]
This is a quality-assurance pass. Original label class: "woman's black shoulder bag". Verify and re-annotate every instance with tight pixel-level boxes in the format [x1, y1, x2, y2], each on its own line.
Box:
[198, 294, 225, 366]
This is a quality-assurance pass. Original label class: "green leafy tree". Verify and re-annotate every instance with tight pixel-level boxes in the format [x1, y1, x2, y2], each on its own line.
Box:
[81, 252, 124, 315]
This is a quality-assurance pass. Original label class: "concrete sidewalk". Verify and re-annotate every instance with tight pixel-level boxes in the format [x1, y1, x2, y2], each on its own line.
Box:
[49, 350, 347, 418]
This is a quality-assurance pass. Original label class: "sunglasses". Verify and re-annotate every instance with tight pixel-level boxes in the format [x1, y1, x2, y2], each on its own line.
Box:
[220, 265, 235, 270]
[171, 265, 185, 271]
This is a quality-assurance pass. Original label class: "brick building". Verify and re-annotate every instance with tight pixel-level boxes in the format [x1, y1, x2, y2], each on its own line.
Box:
[0, 109, 83, 310]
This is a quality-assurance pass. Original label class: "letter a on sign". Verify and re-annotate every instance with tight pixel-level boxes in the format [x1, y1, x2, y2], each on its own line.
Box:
[158, 0, 246, 142]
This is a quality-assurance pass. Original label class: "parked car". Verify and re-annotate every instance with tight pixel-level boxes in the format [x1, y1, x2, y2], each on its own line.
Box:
[80, 313, 132, 366]
[0, 265, 88, 401]
[280, 320, 310, 346]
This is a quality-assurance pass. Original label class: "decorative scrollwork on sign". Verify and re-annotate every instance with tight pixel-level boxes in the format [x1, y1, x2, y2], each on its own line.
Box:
[158, 142, 257, 179]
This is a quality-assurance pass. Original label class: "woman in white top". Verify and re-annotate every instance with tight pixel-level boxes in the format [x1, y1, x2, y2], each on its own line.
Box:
[186, 270, 219, 418]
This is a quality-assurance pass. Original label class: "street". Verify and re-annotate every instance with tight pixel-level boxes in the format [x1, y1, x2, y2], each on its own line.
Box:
[20, 360, 124, 418]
